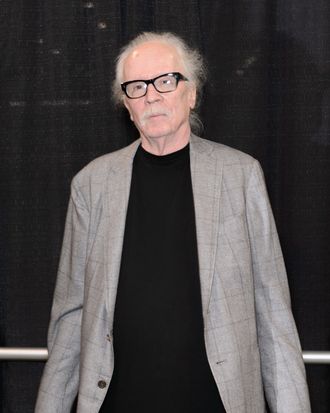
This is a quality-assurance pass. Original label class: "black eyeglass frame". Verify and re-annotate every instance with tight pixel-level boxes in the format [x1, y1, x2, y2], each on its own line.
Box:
[121, 72, 189, 99]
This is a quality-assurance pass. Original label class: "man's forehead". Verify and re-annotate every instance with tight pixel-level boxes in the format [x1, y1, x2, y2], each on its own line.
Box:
[123, 41, 183, 80]
[129, 41, 176, 56]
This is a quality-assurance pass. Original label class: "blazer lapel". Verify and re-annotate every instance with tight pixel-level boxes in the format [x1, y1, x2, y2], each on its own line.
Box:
[190, 135, 223, 317]
[103, 139, 141, 319]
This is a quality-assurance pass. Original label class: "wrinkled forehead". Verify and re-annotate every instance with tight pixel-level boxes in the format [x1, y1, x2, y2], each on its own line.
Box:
[122, 41, 185, 81]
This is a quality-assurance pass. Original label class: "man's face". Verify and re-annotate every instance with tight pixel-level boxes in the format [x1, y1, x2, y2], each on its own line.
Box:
[122, 41, 196, 142]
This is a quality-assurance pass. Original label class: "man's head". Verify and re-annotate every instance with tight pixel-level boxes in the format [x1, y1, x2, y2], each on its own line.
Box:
[113, 32, 206, 143]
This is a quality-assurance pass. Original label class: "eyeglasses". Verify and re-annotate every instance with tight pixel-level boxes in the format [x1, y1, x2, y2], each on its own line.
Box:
[121, 72, 189, 99]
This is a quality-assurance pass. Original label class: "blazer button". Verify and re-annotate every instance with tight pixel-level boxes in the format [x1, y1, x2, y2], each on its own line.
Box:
[98, 380, 107, 389]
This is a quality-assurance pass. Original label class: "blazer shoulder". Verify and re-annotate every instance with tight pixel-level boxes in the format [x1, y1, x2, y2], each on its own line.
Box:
[67, 139, 140, 209]
[72, 139, 140, 189]
[193, 135, 259, 167]
[192, 136, 264, 194]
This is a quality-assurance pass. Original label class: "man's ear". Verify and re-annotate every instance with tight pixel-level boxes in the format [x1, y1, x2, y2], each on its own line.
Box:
[189, 86, 197, 110]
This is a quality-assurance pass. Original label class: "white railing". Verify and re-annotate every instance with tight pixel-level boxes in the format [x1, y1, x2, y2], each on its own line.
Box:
[302, 351, 330, 364]
[0, 348, 48, 361]
[0, 348, 329, 363]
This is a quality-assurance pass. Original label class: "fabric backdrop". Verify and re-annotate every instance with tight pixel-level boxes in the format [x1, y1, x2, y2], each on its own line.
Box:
[1, 1, 329, 412]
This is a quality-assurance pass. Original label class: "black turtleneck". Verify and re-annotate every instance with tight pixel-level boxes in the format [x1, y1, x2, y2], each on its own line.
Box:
[100, 143, 225, 412]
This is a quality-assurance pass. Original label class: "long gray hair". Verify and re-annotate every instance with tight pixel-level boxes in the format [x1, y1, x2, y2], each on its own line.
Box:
[112, 32, 207, 134]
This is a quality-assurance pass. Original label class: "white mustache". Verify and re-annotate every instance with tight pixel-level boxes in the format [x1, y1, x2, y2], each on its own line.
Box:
[141, 108, 170, 122]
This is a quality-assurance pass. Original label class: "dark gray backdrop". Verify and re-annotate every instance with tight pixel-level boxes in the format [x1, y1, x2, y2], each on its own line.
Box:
[1, 1, 329, 411]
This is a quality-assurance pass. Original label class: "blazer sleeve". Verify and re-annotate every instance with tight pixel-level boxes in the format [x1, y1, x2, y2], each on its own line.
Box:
[245, 160, 311, 413]
[35, 180, 90, 412]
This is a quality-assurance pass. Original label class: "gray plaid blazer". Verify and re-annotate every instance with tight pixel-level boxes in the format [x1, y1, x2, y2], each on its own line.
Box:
[35, 135, 311, 413]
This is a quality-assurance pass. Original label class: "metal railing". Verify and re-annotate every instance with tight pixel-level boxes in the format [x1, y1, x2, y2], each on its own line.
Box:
[0, 348, 48, 361]
[302, 351, 330, 364]
[0, 348, 329, 364]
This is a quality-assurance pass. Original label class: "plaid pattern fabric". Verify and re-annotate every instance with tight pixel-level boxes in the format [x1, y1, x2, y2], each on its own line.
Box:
[35, 135, 311, 413]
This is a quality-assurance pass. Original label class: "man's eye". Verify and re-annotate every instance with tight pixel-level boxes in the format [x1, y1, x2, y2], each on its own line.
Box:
[133, 83, 144, 91]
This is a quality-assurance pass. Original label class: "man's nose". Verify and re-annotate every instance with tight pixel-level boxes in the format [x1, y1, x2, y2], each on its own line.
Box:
[145, 83, 161, 102]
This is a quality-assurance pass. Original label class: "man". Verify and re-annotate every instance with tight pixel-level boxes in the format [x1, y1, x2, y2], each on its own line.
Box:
[35, 32, 311, 412]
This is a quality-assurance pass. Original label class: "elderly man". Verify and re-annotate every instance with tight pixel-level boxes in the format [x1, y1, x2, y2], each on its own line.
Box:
[35, 32, 311, 412]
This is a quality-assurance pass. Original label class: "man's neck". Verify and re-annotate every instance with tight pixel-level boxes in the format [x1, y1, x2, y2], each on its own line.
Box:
[140, 127, 191, 156]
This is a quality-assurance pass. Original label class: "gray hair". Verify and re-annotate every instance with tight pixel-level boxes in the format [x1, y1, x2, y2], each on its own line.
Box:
[112, 32, 207, 134]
